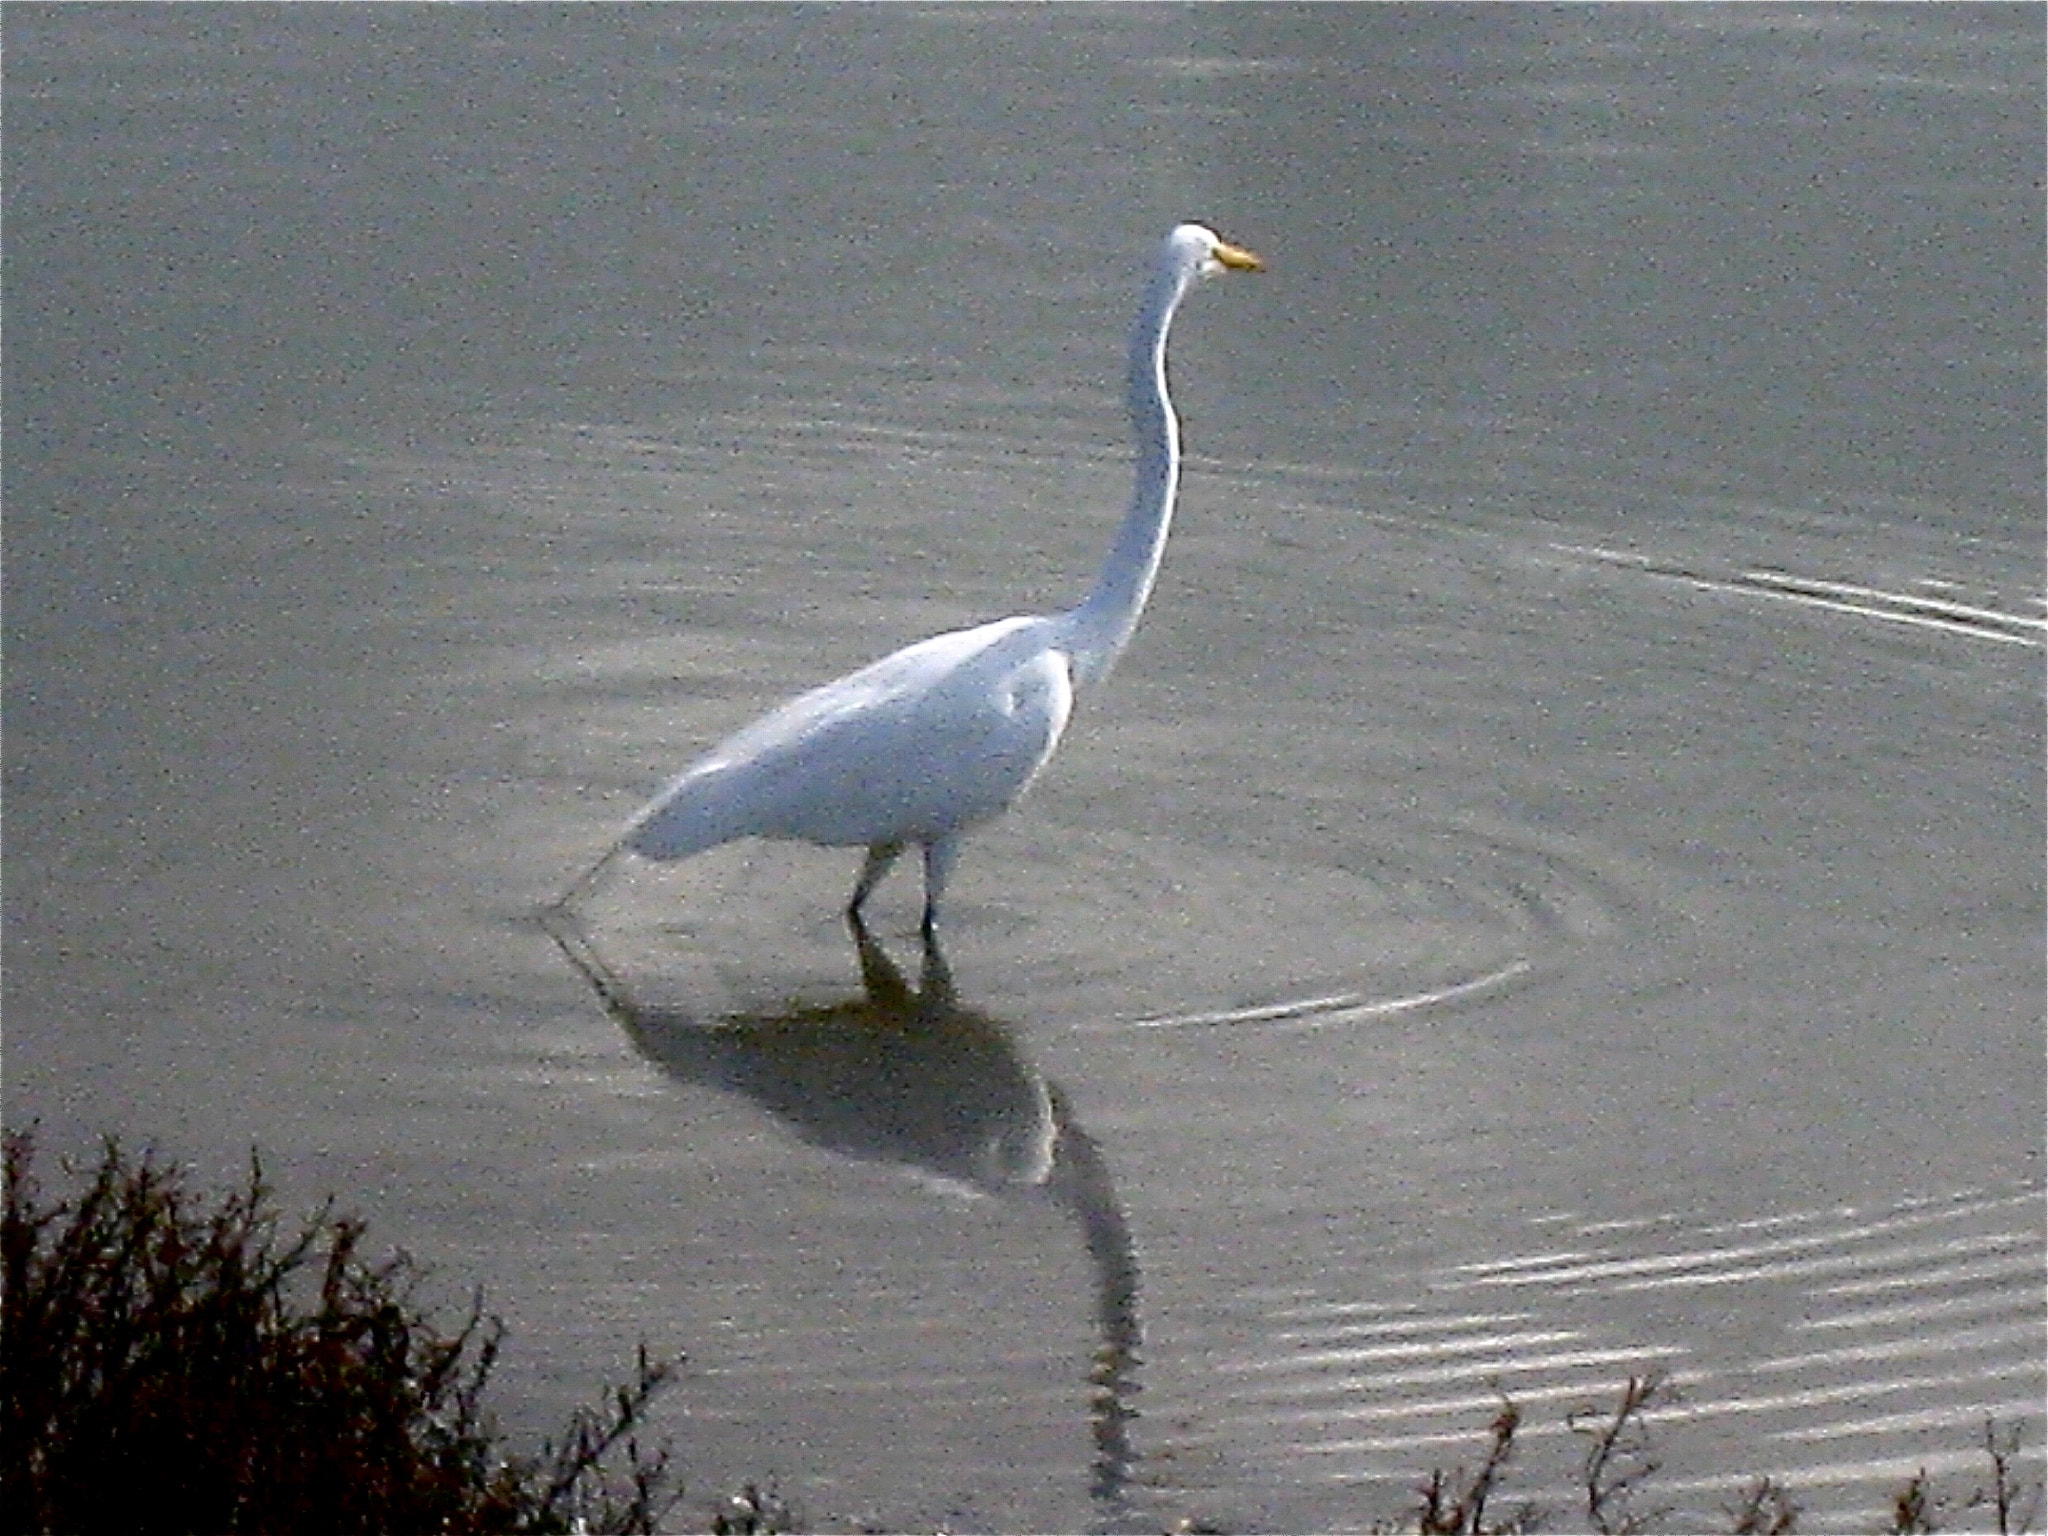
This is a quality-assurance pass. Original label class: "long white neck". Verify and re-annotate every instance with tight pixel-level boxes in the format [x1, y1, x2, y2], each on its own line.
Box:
[1062, 258, 1196, 689]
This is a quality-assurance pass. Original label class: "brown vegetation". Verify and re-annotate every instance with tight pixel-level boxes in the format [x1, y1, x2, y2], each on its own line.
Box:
[2, 1130, 680, 1534]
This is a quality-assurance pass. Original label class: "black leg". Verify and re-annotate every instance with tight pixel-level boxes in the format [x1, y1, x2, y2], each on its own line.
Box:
[849, 841, 903, 918]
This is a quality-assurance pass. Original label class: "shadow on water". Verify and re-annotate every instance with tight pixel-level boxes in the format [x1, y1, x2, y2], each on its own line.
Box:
[541, 905, 1143, 1514]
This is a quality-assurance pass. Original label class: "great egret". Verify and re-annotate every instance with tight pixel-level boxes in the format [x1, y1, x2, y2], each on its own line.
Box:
[560, 223, 1263, 932]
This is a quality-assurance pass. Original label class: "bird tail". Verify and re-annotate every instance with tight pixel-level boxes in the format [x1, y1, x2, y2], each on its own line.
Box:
[549, 813, 710, 917]
[619, 763, 761, 862]
[556, 763, 757, 911]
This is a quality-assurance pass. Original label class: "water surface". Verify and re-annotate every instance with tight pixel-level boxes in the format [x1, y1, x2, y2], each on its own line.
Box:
[6, 7, 2041, 1530]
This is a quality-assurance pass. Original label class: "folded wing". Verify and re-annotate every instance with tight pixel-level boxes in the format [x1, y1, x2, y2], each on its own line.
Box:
[626, 615, 1076, 860]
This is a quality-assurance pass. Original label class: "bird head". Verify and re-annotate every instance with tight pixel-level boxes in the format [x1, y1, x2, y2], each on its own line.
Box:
[1168, 223, 1266, 281]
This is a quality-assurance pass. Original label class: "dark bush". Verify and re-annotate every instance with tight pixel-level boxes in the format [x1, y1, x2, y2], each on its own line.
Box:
[1, 1129, 680, 1535]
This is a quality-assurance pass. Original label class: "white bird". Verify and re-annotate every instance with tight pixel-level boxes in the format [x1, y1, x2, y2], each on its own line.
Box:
[560, 223, 1263, 934]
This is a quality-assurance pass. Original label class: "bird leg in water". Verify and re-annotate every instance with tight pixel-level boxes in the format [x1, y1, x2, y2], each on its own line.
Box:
[920, 837, 959, 937]
[845, 907, 914, 1008]
[843, 901, 954, 1011]
[848, 841, 904, 920]
[917, 920, 957, 1007]
[847, 836, 958, 936]
[846, 902, 956, 1011]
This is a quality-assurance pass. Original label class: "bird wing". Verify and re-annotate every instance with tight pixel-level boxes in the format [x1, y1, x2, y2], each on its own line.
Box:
[626, 615, 1075, 858]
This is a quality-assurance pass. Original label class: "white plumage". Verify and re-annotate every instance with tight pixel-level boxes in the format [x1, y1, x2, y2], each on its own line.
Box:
[561, 224, 1263, 932]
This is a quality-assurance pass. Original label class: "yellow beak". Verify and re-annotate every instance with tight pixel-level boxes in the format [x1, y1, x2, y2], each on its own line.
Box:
[1213, 238, 1265, 272]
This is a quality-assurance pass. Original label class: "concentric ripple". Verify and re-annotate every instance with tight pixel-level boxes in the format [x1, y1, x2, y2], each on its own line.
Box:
[557, 801, 1687, 1038]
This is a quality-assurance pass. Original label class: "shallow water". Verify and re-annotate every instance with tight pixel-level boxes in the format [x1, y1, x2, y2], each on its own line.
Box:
[6, 7, 2042, 1531]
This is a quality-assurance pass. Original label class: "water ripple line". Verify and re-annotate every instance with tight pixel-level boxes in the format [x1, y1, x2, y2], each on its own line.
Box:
[1124, 957, 1533, 1032]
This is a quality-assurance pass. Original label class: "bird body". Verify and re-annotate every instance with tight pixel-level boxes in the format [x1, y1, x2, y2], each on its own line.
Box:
[627, 612, 1072, 857]
[563, 224, 1262, 932]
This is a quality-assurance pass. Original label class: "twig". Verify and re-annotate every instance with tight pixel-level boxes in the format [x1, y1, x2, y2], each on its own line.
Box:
[1568, 1370, 1677, 1535]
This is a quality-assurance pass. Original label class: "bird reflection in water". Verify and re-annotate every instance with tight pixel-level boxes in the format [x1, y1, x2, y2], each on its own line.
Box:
[543, 909, 1142, 1511]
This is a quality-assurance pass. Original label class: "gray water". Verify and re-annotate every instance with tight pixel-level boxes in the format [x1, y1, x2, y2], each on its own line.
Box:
[6, 6, 2043, 1531]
